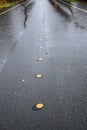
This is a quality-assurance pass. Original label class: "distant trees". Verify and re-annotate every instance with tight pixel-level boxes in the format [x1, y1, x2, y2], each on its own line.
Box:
[79, 0, 87, 1]
[0, 0, 21, 2]
[0, 0, 7, 5]
[7, 0, 19, 2]
[0, 0, 22, 6]
[0, 0, 26, 7]
[7, 0, 17, 2]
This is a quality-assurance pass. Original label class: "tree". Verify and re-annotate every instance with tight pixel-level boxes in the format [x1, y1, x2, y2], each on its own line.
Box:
[0, 0, 7, 5]
[7, 0, 18, 2]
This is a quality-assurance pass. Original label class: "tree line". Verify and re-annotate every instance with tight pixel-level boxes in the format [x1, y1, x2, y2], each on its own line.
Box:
[0, 0, 22, 3]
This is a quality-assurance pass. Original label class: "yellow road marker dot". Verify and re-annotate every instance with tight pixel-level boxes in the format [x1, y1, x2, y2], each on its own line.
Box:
[40, 39, 43, 41]
[36, 103, 44, 109]
[40, 47, 43, 50]
[35, 74, 42, 78]
[38, 58, 43, 61]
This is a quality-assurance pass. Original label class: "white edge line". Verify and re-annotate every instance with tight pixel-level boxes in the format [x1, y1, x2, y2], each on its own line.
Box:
[0, 0, 33, 16]
[0, 4, 21, 16]
[56, 0, 87, 13]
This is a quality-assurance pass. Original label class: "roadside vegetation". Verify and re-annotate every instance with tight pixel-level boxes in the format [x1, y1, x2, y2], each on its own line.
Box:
[67, 0, 87, 2]
[71, 0, 87, 2]
[0, 0, 87, 10]
[0, 0, 24, 9]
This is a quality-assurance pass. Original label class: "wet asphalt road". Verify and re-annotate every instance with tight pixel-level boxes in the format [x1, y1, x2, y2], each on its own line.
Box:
[0, 0, 87, 129]
[0, 0, 33, 72]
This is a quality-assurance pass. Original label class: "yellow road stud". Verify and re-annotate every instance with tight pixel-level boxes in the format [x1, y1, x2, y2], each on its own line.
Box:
[36, 74, 42, 78]
[38, 58, 43, 61]
[40, 47, 43, 50]
[36, 103, 44, 109]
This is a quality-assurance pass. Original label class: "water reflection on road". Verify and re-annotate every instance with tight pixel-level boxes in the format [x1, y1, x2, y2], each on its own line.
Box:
[50, 0, 87, 31]
[72, 4, 87, 30]
[0, 2, 34, 41]
[0, 0, 87, 73]
[0, 1, 34, 72]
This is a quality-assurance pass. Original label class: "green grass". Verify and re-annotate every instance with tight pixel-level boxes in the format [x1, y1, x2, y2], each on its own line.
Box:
[0, 0, 23, 9]
[69, 0, 77, 2]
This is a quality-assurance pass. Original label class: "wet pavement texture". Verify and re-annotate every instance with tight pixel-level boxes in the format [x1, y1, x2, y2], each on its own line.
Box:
[56, 0, 87, 29]
[0, 0, 33, 72]
[0, 0, 87, 130]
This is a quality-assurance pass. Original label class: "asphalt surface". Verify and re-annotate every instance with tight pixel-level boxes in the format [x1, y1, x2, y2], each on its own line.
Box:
[0, 0, 87, 129]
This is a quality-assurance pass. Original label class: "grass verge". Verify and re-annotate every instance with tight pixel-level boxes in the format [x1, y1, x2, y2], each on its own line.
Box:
[0, 0, 24, 9]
